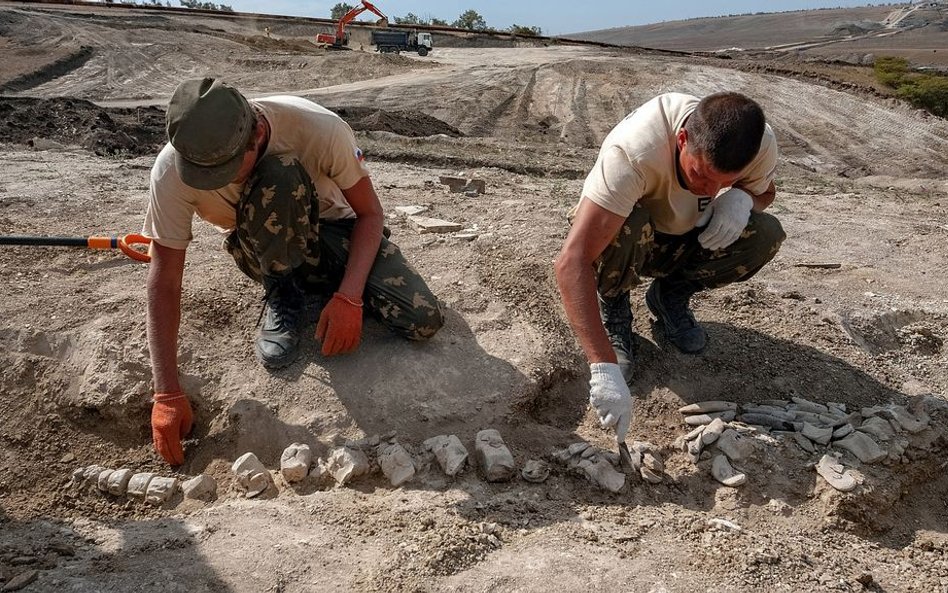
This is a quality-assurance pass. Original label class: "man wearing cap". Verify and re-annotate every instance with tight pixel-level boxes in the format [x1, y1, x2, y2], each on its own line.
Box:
[145, 78, 444, 465]
[555, 92, 785, 444]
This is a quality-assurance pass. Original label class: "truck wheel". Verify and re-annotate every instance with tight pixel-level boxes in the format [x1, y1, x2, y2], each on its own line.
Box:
[418, 47, 429, 57]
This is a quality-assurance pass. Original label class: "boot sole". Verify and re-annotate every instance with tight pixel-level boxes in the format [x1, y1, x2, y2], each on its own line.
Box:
[255, 342, 300, 369]
[645, 283, 707, 354]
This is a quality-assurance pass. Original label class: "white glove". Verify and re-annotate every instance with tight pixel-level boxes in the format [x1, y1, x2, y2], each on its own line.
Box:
[589, 363, 632, 442]
[697, 188, 753, 251]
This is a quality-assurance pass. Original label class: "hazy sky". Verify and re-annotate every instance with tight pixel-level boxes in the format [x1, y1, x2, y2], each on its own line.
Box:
[224, 1, 886, 35]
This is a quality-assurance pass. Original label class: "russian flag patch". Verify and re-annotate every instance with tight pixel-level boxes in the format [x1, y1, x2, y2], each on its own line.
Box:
[355, 147, 365, 162]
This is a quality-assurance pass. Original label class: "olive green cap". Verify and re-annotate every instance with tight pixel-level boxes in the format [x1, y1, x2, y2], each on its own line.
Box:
[166, 78, 254, 190]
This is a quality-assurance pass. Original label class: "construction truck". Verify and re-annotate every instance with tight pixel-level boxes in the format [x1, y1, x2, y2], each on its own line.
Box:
[316, 0, 388, 49]
[371, 29, 433, 56]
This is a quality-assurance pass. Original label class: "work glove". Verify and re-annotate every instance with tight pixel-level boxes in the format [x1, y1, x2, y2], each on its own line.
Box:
[697, 188, 753, 251]
[151, 392, 193, 466]
[589, 362, 633, 442]
[316, 292, 364, 356]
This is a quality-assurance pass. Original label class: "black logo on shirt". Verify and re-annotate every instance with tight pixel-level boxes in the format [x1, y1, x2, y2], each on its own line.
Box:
[697, 197, 712, 212]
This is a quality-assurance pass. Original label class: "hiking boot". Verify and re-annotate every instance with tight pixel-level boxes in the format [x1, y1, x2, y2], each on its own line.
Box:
[598, 291, 635, 384]
[255, 274, 304, 369]
[645, 277, 707, 354]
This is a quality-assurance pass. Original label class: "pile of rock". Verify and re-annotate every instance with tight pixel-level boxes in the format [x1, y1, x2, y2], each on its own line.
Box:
[677, 397, 934, 492]
[552, 440, 665, 493]
[70, 466, 216, 504]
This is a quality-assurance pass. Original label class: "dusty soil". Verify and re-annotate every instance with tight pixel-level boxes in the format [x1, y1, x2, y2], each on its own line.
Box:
[1, 3, 948, 592]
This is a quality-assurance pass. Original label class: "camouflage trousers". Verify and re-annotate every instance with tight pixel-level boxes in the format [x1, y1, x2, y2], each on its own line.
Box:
[594, 203, 786, 298]
[224, 154, 443, 340]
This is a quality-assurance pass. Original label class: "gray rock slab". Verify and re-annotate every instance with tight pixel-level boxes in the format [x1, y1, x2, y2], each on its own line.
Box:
[815, 454, 857, 492]
[758, 399, 790, 408]
[106, 469, 133, 496]
[378, 443, 415, 487]
[834, 431, 887, 464]
[474, 429, 516, 482]
[739, 413, 794, 431]
[715, 429, 756, 462]
[832, 423, 855, 440]
[326, 447, 370, 485]
[424, 435, 468, 476]
[684, 411, 736, 426]
[181, 474, 217, 501]
[577, 458, 625, 493]
[280, 443, 313, 483]
[145, 476, 178, 505]
[2, 569, 38, 592]
[96, 469, 115, 493]
[886, 405, 929, 433]
[802, 422, 833, 446]
[792, 431, 816, 453]
[678, 401, 738, 415]
[408, 215, 464, 234]
[126, 472, 156, 499]
[790, 396, 829, 415]
[711, 454, 746, 487]
[701, 417, 727, 445]
[394, 205, 429, 216]
[640, 452, 664, 484]
[859, 416, 895, 441]
[521, 459, 550, 483]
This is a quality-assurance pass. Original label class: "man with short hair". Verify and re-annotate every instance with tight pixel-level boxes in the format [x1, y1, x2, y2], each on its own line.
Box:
[555, 92, 785, 442]
[145, 78, 444, 465]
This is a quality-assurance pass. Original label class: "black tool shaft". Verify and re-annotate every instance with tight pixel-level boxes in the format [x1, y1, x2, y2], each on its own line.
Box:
[0, 235, 89, 247]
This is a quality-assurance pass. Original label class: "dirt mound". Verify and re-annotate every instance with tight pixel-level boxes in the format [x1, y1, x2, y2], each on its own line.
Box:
[331, 105, 462, 137]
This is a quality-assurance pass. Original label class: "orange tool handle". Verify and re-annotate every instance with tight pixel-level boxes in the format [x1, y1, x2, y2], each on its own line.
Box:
[87, 234, 152, 262]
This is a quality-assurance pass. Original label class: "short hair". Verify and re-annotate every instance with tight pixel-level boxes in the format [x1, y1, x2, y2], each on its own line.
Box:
[684, 92, 766, 173]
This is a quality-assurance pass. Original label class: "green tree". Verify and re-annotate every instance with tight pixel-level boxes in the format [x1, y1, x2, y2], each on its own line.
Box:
[897, 74, 948, 118]
[429, 17, 448, 26]
[452, 9, 487, 30]
[395, 13, 424, 25]
[331, 2, 355, 20]
[508, 24, 541, 36]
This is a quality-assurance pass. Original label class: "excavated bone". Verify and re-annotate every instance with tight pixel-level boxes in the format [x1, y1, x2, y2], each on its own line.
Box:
[815, 454, 857, 492]
[801, 422, 833, 446]
[521, 459, 550, 483]
[715, 429, 755, 462]
[684, 425, 706, 441]
[738, 413, 793, 431]
[378, 443, 415, 487]
[76, 466, 106, 491]
[423, 435, 469, 476]
[640, 452, 664, 484]
[791, 410, 840, 427]
[280, 443, 313, 483]
[107, 469, 134, 496]
[742, 406, 797, 423]
[711, 454, 746, 487]
[567, 442, 591, 456]
[678, 401, 738, 415]
[96, 469, 115, 493]
[232, 452, 273, 497]
[834, 431, 887, 464]
[832, 423, 854, 440]
[859, 417, 895, 441]
[474, 429, 516, 482]
[576, 457, 625, 493]
[792, 431, 816, 453]
[790, 396, 829, 415]
[181, 474, 217, 500]
[884, 406, 929, 433]
[145, 477, 178, 505]
[701, 417, 727, 445]
[758, 399, 790, 408]
[684, 411, 736, 426]
[126, 472, 156, 499]
[326, 447, 370, 486]
[687, 435, 704, 462]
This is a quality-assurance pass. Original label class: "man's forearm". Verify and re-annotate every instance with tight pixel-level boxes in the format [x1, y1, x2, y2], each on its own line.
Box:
[555, 254, 617, 365]
[147, 279, 183, 394]
[337, 214, 383, 299]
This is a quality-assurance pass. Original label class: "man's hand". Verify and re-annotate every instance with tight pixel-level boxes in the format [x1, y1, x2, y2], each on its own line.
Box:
[151, 392, 193, 466]
[316, 292, 364, 356]
[697, 188, 753, 251]
[589, 363, 633, 442]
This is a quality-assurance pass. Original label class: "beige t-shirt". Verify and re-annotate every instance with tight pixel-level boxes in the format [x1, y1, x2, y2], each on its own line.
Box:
[580, 92, 777, 235]
[143, 95, 370, 250]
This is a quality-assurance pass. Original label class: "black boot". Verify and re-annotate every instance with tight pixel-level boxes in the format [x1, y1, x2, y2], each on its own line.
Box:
[255, 274, 304, 369]
[598, 291, 635, 384]
[645, 276, 706, 353]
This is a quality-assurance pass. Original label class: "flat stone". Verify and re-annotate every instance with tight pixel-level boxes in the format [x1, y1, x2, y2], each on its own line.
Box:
[408, 215, 464, 234]
[326, 447, 370, 485]
[640, 452, 664, 484]
[701, 417, 727, 445]
[791, 410, 838, 427]
[2, 569, 38, 592]
[577, 457, 626, 493]
[567, 442, 591, 456]
[834, 431, 887, 464]
[739, 413, 794, 431]
[394, 205, 428, 216]
[742, 405, 797, 422]
[886, 405, 929, 433]
[792, 431, 816, 453]
[758, 399, 790, 408]
[181, 474, 217, 501]
[424, 435, 469, 476]
[801, 422, 833, 446]
[280, 443, 313, 483]
[832, 423, 854, 440]
[438, 175, 468, 191]
[232, 452, 268, 476]
[521, 459, 550, 483]
[678, 401, 738, 415]
[378, 443, 415, 487]
[791, 396, 829, 415]
[96, 469, 115, 493]
[715, 429, 755, 462]
[687, 435, 704, 460]
[859, 417, 895, 441]
[684, 411, 736, 426]
[474, 429, 516, 482]
[711, 455, 746, 487]
[684, 425, 706, 442]
[78, 465, 106, 490]
[59, 453, 75, 463]
[126, 472, 156, 499]
[106, 469, 133, 496]
[145, 476, 178, 505]
[815, 454, 857, 492]
[232, 452, 272, 497]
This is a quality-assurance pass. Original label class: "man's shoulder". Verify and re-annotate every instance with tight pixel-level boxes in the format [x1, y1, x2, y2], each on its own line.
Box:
[255, 96, 342, 120]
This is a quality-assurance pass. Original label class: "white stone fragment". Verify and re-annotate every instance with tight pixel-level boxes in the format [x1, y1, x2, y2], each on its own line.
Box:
[280, 443, 313, 483]
[832, 423, 854, 440]
[701, 417, 727, 445]
[126, 472, 156, 499]
[684, 411, 736, 426]
[96, 469, 115, 493]
[181, 474, 217, 501]
[326, 447, 370, 485]
[474, 429, 515, 482]
[394, 205, 429, 216]
[801, 422, 833, 446]
[145, 476, 179, 505]
[107, 469, 134, 496]
[715, 429, 755, 462]
[232, 452, 272, 497]
[378, 443, 415, 487]
[678, 401, 738, 415]
[711, 454, 746, 487]
[577, 457, 625, 493]
[815, 454, 857, 492]
[423, 435, 468, 477]
[859, 417, 895, 441]
[521, 459, 550, 483]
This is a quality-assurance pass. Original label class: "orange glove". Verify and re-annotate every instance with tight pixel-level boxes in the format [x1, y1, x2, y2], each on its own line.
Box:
[151, 392, 193, 466]
[316, 292, 364, 356]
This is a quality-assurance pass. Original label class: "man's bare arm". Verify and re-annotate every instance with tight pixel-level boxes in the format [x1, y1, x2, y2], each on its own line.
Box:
[339, 176, 384, 298]
[743, 180, 776, 212]
[554, 199, 628, 364]
[147, 242, 186, 394]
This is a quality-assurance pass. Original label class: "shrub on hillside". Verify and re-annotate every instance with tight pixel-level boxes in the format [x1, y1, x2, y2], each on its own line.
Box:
[874, 55, 948, 118]
[874, 56, 909, 87]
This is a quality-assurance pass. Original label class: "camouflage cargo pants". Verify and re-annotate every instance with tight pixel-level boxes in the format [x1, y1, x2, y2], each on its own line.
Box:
[594, 203, 786, 298]
[224, 154, 443, 340]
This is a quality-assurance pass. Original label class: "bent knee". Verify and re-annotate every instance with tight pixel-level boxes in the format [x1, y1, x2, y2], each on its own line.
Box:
[402, 305, 444, 341]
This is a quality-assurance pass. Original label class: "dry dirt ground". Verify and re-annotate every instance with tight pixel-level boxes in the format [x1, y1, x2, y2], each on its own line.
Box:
[2, 3, 948, 593]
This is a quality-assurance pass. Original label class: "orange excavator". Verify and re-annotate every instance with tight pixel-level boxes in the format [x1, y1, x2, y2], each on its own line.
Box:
[316, 0, 388, 49]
